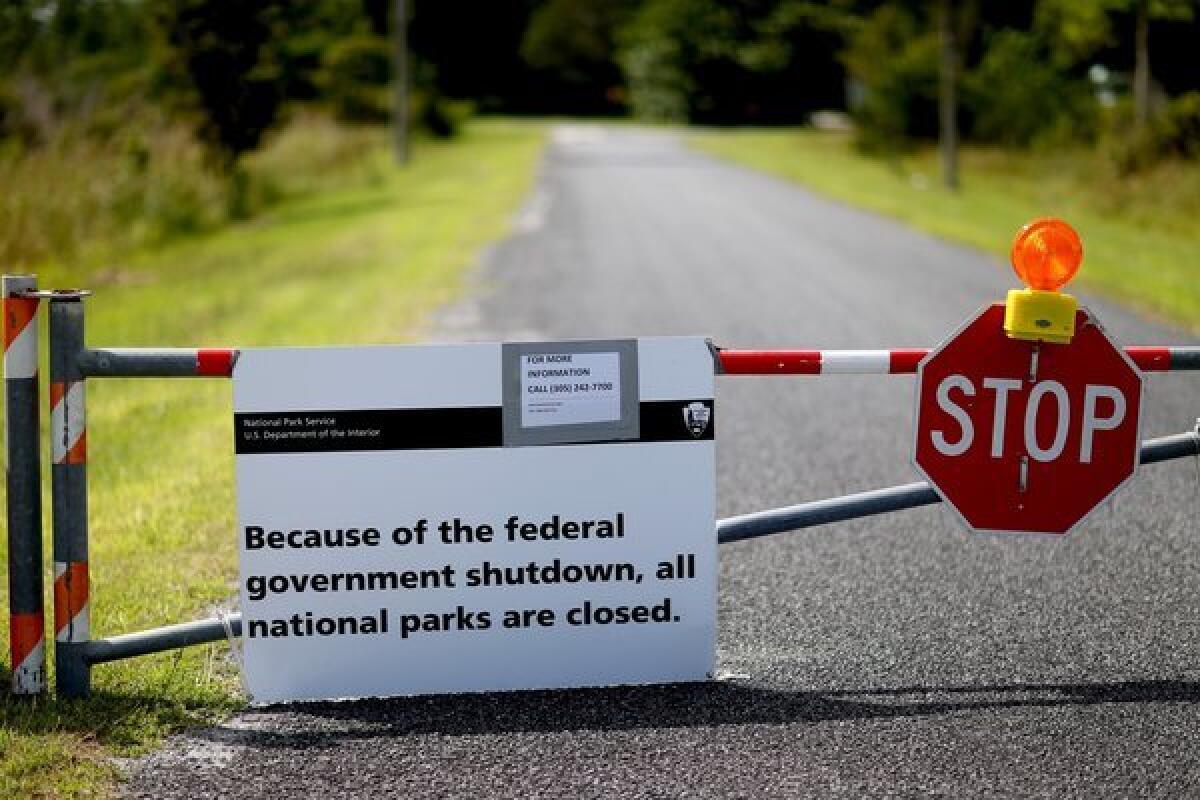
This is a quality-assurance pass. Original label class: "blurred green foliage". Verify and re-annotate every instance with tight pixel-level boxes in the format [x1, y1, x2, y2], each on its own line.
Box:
[964, 29, 1097, 148]
[1036, 0, 1195, 65]
[839, 0, 1197, 167]
[842, 3, 938, 150]
[617, 0, 850, 123]
[1106, 91, 1200, 172]
[321, 33, 393, 123]
[3, 1, 1197, 155]
[522, 0, 636, 113]
[0, 0, 1197, 252]
[155, 0, 287, 171]
[618, 0, 714, 122]
[0, 0, 488, 266]
[0, 0, 481, 161]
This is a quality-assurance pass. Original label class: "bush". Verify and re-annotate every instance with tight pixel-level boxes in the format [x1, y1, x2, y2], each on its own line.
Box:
[0, 118, 227, 266]
[520, 0, 633, 115]
[320, 34, 392, 124]
[616, 0, 739, 124]
[619, 37, 691, 122]
[0, 113, 394, 268]
[964, 30, 1097, 148]
[0, 76, 56, 146]
[319, 36, 465, 138]
[156, 0, 286, 170]
[843, 5, 938, 152]
[413, 90, 467, 139]
[1106, 92, 1200, 174]
[0, 81, 31, 144]
[1157, 92, 1200, 159]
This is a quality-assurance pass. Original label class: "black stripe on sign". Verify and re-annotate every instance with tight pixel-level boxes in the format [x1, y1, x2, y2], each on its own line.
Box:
[640, 399, 714, 443]
[234, 400, 712, 454]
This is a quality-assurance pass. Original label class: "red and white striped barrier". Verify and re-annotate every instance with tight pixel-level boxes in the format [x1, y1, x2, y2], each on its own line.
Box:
[51, 371, 89, 649]
[8, 614, 44, 693]
[3, 291, 38, 380]
[74, 345, 1190, 379]
[717, 349, 925, 375]
[4, 279, 45, 694]
[53, 562, 89, 646]
[50, 380, 87, 465]
[716, 346, 1188, 375]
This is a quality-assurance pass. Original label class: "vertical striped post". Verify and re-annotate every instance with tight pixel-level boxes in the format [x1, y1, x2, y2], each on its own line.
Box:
[4, 275, 45, 695]
[49, 293, 90, 697]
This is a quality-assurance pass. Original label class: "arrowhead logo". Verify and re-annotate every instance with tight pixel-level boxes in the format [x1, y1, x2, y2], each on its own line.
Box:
[682, 401, 711, 438]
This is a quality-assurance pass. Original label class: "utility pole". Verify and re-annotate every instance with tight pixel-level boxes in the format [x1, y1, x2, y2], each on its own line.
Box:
[393, 0, 410, 165]
[937, 0, 959, 190]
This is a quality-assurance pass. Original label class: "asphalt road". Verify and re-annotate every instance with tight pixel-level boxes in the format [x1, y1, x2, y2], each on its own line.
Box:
[125, 127, 1200, 798]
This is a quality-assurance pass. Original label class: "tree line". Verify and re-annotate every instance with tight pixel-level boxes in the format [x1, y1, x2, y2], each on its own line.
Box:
[1, 0, 1197, 173]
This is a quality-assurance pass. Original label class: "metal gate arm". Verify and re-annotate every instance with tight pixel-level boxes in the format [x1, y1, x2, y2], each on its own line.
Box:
[84, 615, 243, 665]
[717, 429, 1200, 544]
[79, 348, 239, 377]
[715, 346, 1200, 375]
[77, 429, 1200, 662]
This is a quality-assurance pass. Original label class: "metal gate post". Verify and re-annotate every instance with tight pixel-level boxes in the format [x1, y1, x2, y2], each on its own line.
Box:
[4, 275, 45, 695]
[48, 291, 91, 697]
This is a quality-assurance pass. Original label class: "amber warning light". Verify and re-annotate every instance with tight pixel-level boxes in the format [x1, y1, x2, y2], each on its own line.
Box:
[1004, 217, 1083, 344]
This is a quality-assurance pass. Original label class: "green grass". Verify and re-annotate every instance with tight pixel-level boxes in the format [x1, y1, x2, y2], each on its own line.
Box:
[0, 117, 545, 798]
[691, 129, 1200, 328]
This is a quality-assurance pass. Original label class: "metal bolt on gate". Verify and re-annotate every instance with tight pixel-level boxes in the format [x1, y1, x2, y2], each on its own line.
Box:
[5, 272, 1200, 698]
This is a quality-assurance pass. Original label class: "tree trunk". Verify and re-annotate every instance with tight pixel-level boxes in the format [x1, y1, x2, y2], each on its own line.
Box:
[1133, 0, 1150, 128]
[393, 0, 410, 165]
[938, 0, 959, 190]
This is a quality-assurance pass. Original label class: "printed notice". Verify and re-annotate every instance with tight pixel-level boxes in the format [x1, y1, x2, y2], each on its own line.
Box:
[521, 351, 621, 428]
[233, 338, 715, 702]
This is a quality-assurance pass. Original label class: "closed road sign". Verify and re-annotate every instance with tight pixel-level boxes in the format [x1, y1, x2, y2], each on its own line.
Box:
[233, 337, 716, 702]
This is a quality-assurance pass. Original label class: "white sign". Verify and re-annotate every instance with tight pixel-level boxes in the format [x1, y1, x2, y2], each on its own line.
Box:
[233, 337, 715, 703]
[521, 351, 621, 427]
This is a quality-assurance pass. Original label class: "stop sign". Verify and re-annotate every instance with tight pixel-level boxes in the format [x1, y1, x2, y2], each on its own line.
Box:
[913, 304, 1143, 535]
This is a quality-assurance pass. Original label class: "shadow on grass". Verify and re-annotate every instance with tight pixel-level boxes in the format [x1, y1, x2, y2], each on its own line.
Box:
[184, 677, 1199, 749]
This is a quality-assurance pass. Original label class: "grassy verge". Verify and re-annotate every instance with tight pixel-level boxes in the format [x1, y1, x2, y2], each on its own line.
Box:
[691, 129, 1200, 328]
[0, 117, 544, 798]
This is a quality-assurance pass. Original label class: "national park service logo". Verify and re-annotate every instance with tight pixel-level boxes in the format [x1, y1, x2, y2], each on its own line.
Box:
[682, 401, 711, 438]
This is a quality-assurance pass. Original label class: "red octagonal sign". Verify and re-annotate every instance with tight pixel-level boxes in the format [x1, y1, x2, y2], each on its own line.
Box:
[914, 304, 1143, 535]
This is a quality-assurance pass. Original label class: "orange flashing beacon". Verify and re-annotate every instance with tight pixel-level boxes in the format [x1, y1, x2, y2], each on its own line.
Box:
[1004, 217, 1083, 344]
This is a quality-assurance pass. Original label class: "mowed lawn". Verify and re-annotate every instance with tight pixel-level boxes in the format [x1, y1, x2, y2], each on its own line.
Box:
[0, 120, 544, 797]
[692, 129, 1200, 329]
